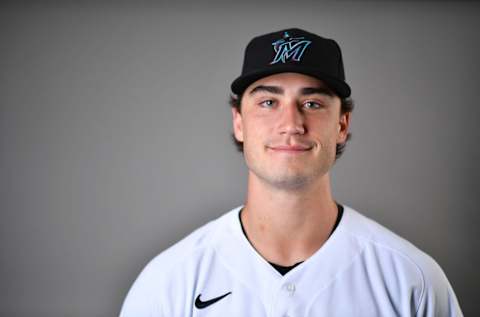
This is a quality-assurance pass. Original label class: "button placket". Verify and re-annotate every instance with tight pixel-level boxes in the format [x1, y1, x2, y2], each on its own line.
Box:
[285, 283, 296, 296]
[271, 279, 299, 317]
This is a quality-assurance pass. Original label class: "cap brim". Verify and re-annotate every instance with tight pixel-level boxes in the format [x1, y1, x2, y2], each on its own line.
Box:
[231, 65, 351, 98]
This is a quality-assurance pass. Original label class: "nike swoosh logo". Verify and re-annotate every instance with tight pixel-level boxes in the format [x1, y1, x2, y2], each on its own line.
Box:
[194, 292, 232, 309]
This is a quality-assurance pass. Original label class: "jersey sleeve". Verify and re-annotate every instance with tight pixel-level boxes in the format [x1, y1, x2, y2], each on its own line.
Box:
[119, 261, 165, 317]
[414, 259, 463, 317]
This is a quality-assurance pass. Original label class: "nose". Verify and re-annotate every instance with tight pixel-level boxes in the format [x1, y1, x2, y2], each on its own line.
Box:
[277, 102, 306, 135]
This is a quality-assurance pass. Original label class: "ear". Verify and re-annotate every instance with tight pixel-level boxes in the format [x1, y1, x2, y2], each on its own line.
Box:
[231, 107, 244, 142]
[336, 112, 351, 144]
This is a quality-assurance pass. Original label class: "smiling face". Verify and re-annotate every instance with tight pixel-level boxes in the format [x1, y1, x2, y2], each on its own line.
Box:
[232, 72, 351, 191]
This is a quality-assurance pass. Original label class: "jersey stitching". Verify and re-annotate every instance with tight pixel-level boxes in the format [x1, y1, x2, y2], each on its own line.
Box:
[415, 269, 427, 316]
[363, 237, 425, 315]
[346, 221, 426, 315]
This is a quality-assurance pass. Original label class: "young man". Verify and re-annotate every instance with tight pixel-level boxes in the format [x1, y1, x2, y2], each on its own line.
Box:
[120, 28, 463, 316]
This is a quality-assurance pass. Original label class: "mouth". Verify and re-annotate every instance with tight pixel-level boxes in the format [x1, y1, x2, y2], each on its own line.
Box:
[267, 145, 313, 153]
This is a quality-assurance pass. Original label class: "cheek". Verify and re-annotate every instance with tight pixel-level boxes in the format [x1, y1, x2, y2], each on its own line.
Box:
[243, 129, 263, 154]
[308, 120, 340, 149]
[242, 115, 270, 142]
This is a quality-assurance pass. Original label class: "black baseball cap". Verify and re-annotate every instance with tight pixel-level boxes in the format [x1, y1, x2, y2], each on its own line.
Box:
[231, 28, 351, 98]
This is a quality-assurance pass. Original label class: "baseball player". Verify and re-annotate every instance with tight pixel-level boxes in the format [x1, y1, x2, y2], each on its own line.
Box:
[120, 28, 463, 316]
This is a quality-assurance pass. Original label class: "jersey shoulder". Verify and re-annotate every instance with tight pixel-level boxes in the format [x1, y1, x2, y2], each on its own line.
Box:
[342, 205, 462, 315]
[135, 206, 236, 277]
[119, 207, 239, 317]
[343, 205, 442, 276]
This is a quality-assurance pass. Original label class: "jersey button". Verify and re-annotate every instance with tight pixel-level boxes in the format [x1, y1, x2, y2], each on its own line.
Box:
[285, 283, 296, 295]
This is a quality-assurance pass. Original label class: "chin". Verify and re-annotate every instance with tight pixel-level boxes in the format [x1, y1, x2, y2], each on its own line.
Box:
[265, 173, 316, 191]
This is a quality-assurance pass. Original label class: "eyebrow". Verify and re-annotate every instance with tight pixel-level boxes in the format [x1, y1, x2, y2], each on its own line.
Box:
[248, 85, 334, 97]
[248, 85, 284, 96]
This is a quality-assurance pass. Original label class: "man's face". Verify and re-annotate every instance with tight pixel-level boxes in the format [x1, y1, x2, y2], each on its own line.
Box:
[232, 72, 351, 191]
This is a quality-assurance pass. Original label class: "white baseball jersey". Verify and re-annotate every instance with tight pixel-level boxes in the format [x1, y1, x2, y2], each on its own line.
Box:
[120, 205, 463, 316]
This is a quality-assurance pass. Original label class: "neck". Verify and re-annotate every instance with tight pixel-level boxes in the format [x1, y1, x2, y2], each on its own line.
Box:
[241, 171, 338, 266]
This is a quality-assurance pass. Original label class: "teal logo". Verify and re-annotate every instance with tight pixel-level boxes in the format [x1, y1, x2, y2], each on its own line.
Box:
[270, 31, 311, 64]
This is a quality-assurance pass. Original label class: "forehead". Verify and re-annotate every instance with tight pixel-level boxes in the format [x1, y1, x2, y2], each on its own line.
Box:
[244, 72, 333, 95]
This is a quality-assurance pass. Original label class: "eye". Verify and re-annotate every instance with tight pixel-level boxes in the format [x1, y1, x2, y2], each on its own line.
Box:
[259, 99, 275, 108]
[303, 101, 322, 109]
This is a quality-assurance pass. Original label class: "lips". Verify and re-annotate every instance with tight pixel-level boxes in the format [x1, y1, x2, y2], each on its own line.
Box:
[268, 144, 313, 152]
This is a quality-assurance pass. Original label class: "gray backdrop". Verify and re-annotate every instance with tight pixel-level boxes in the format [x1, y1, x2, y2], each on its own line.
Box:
[1, 1, 479, 316]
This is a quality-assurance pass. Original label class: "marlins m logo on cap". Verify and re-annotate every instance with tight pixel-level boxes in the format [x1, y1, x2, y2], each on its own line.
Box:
[270, 31, 312, 64]
[231, 28, 351, 97]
